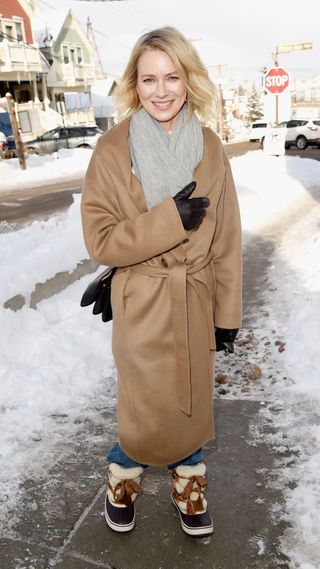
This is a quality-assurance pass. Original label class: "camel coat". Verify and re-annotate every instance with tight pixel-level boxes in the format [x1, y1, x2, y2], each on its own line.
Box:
[81, 119, 242, 466]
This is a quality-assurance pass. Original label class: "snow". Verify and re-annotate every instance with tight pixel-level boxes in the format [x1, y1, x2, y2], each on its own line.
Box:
[1, 147, 320, 567]
[0, 276, 116, 531]
[0, 147, 92, 193]
[231, 151, 318, 231]
[0, 195, 88, 304]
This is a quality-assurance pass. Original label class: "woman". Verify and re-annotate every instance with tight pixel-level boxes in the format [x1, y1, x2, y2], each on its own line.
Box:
[81, 26, 242, 537]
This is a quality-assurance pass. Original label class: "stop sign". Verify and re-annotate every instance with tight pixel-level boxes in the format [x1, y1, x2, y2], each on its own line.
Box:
[264, 67, 290, 94]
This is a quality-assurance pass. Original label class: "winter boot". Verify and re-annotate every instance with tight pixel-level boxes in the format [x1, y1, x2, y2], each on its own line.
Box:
[105, 463, 143, 532]
[171, 462, 213, 537]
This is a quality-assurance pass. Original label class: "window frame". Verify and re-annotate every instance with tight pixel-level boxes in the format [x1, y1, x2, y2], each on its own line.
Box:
[76, 46, 83, 64]
[12, 16, 26, 43]
[62, 45, 70, 64]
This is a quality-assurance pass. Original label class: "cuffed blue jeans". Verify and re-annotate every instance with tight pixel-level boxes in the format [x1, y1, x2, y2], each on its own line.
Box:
[107, 442, 204, 470]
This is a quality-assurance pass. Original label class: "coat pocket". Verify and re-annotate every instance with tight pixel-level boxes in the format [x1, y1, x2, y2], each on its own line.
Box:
[111, 270, 131, 319]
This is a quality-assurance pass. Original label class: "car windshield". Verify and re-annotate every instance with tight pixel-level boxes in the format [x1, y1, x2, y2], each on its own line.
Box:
[40, 130, 60, 140]
[85, 127, 103, 136]
[252, 123, 267, 129]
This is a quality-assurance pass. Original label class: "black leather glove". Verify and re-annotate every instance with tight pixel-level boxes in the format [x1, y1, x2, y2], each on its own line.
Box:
[173, 181, 210, 231]
[215, 328, 239, 353]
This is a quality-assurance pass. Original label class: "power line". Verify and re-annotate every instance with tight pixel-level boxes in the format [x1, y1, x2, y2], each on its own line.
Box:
[38, 0, 56, 8]
[106, 0, 152, 30]
[37, 0, 132, 51]
[134, 0, 163, 26]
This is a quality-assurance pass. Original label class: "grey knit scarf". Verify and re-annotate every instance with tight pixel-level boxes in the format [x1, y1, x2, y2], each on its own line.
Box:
[129, 104, 203, 209]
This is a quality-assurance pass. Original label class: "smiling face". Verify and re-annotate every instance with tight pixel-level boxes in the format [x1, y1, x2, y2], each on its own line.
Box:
[136, 49, 187, 132]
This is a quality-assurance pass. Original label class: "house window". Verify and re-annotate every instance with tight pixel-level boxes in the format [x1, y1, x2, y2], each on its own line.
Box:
[5, 24, 14, 40]
[15, 21, 24, 42]
[62, 45, 69, 64]
[76, 47, 83, 63]
[70, 48, 76, 64]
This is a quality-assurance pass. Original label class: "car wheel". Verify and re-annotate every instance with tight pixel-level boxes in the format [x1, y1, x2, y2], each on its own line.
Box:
[77, 144, 90, 149]
[260, 137, 265, 149]
[26, 147, 38, 155]
[296, 136, 307, 150]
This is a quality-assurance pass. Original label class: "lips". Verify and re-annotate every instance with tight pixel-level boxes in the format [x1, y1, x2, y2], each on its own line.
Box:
[152, 101, 173, 109]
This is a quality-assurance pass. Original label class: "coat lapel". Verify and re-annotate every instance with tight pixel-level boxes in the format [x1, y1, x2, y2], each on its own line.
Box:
[110, 119, 148, 214]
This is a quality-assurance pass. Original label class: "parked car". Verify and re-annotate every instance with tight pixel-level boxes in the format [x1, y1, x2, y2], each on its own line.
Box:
[281, 119, 320, 150]
[260, 119, 320, 150]
[249, 120, 269, 142]
[4, 125, 103, 157]
[0, 131, 6, 158]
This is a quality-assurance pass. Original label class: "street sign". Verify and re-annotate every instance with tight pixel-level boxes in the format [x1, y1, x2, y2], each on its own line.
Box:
[277, 42, 313, 53]
[263, 127, 286, 156]
[264, 67, 290, 94]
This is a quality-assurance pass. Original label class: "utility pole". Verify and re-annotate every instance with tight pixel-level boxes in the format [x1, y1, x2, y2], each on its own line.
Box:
[6, 92, 26, 170]
[211, 64, 228, 140]
[86, 17, 105, 79]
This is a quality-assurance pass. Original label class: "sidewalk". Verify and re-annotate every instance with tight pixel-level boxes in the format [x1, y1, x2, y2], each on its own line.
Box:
[1, 399, 290, 569]
[1, 196, 293, 569]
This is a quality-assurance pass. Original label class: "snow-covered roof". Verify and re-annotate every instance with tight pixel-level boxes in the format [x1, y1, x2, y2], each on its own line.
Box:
[91, 78, 117, 96]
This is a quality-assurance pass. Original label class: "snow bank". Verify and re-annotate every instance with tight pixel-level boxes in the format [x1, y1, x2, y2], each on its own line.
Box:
[0, 147, 92, 193]
[0, 194, 88, 304]
[232, 151, 318, 231]
[281, 212, 320, 396]
[0, 273, 115, 529]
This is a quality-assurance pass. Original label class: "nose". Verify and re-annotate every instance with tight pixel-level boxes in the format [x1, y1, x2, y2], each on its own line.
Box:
[155, 80, 167, 98]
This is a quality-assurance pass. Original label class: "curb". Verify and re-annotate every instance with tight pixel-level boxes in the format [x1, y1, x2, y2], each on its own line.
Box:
[4, 258, 98, 311]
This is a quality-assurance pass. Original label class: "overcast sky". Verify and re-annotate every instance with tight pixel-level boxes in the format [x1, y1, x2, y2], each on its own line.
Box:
[39, 0, 320, 84]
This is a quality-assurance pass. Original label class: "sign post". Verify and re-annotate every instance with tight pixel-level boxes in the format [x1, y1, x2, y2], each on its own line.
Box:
[5, 93, 26, 170]
[263, 67, 290, 125]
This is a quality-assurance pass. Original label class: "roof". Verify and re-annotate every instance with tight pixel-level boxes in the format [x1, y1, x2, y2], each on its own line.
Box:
[91, 78, 117, 97]
[32, 8, 70, 47]
[32, 8, 94, 54]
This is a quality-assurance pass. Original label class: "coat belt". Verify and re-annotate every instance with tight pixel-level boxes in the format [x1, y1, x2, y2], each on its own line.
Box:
[122, 254, 214, 417]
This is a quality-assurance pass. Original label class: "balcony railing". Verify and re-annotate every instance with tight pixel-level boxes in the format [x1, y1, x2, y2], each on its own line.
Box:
[61, 62, 96, 86]
[292, 93, 320, 103]
[0, 40, 44, 73]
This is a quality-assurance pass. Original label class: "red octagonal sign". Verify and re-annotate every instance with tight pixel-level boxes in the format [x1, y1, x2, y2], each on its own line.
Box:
[264, 67, 290, 94]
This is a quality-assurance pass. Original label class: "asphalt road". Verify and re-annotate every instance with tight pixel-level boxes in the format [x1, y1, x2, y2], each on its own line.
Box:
[1, 141, 319, 226]
[0, 178, 83, 226]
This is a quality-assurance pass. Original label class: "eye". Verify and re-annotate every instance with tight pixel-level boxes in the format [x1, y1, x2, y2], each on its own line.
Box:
[143, 78, 154, 84]
[168, 76, 179, 82]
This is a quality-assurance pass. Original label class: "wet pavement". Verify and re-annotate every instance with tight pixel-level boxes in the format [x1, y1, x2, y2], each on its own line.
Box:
[1, 399, 290, 569]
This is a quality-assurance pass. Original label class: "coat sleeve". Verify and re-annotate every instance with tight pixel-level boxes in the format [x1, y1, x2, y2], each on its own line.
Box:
[81, 149, 188, 267]
[212, 151, 242, 328]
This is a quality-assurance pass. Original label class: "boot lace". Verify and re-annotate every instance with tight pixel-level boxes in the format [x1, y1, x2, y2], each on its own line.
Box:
[108, 478, 142, 507]
[172, 471, 207, 515]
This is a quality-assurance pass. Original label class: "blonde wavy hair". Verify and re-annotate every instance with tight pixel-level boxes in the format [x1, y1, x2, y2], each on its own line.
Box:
[114, 26, 217, 123]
